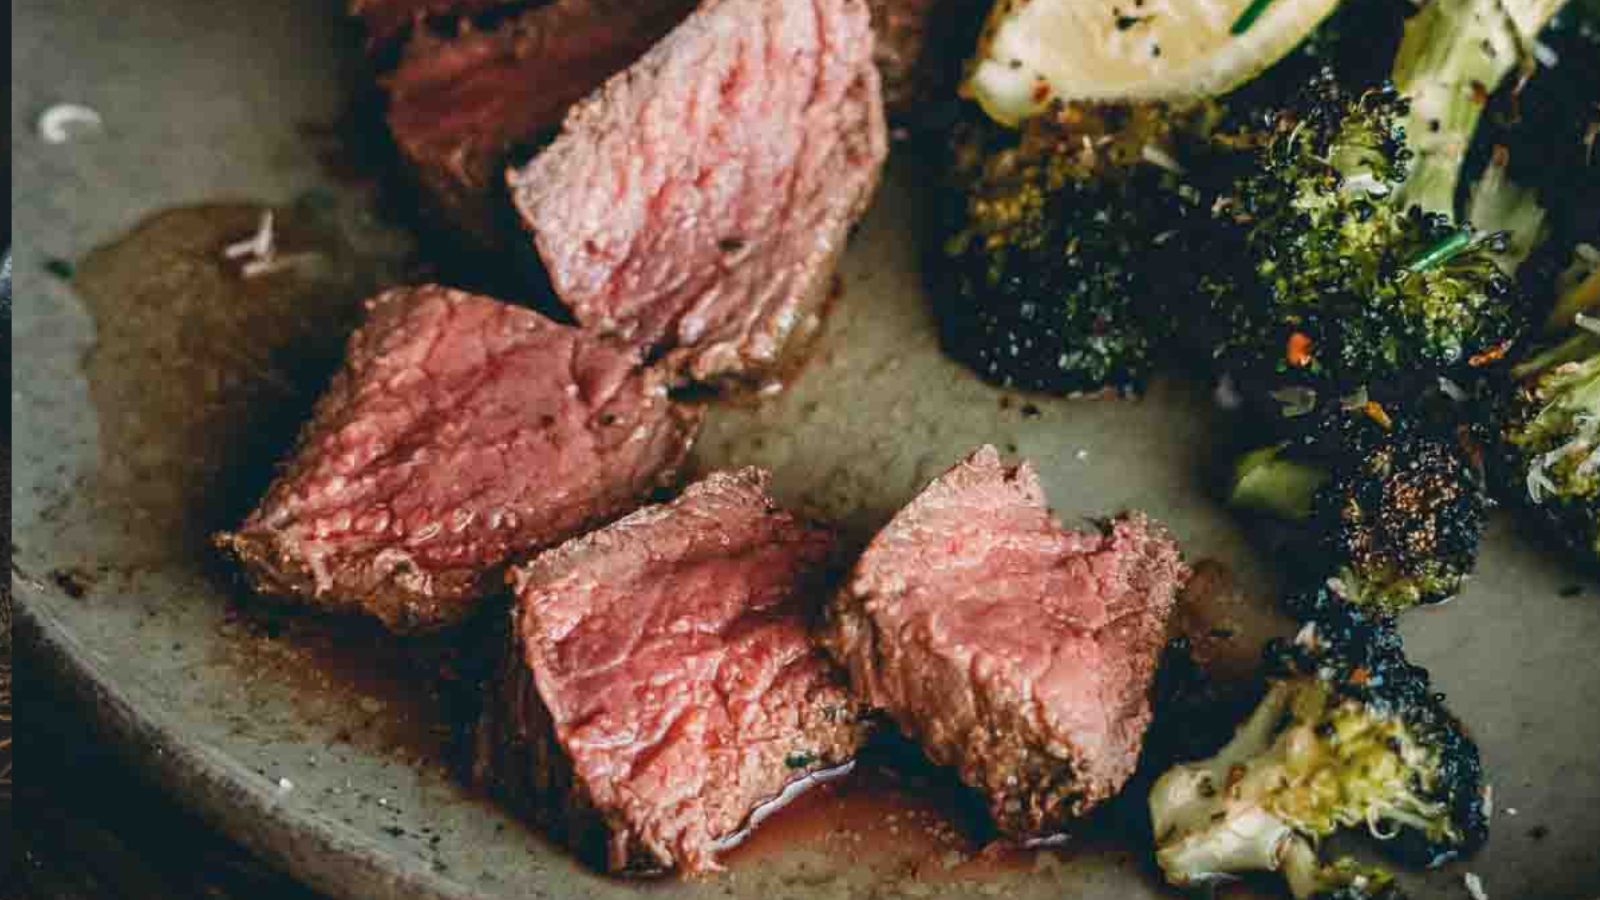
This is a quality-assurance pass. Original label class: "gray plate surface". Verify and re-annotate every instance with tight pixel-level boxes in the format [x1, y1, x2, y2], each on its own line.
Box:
[12, 0, 1600, 897]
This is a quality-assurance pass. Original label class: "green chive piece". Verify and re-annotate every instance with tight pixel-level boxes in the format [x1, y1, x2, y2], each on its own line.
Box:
[1229, 0, 1275, 35]
[1405, 230, 1473, 274]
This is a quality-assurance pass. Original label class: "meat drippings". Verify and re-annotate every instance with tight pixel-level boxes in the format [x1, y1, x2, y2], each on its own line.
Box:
[76, 203, 382, 556]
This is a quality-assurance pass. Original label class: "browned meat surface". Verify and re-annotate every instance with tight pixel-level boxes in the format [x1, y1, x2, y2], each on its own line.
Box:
[474, 469, 865, 874]
[379, 0, 698, 249]
[822, 445, 1188, 837]
[509, 0, 888, 383]
[216, 285, 701, 632]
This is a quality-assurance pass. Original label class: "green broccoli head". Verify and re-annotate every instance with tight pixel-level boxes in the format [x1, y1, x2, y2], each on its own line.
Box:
[1225, 76, 1413, 304]
[935, 102, 1216, 394]
[1206, 73, 1527, 397]
[1150, 622, 1488, 898]
[1504, 253, 1600, 563]
[1231, 407, 1487, 618]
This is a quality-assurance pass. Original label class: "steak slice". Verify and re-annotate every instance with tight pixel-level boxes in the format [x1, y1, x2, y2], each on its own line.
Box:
[216, 285, 701, 632]
[509, 0, 888, 383]
[822, 445, 1188, 837]
[474, 469, 865, 874]
[380, 0, 698, 250]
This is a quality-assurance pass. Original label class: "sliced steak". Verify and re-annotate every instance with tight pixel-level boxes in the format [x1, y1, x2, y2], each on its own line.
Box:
[216, 285, 701, 632]
[474, 469, 865, 874]
[822, 445, 1187, 837]
[509, 0, 888, 383]
[379, 0, 698, 249]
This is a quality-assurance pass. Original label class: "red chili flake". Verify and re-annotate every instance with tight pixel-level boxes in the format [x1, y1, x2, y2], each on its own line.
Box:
[1286, 332, 1314, 367]
[1468, 342, 1509, 367]
[1363, 401, 1394, 430]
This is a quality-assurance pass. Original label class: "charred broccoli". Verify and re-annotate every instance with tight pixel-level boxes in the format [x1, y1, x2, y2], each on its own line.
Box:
[1391, 0, 1568, 218]
[934, 102, 1216, 394]
[1504, 245, 1600, 563]
[1200, 73, 1525, 401]
[1467, 0, 1600, 319]
[1231, 407, 1488, 617]
[1150, 622, 1488, 899]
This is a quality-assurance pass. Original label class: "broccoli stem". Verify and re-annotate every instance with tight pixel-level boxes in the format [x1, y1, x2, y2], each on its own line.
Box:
[1547, 264, 1600, 334]
[1280, 838, 1334, 899]
[1513, 330, 1600, 380]
[1230, 444, 1332, 519]
[1391, 0, 1566, 217]
[1280, 840, 1406, 899]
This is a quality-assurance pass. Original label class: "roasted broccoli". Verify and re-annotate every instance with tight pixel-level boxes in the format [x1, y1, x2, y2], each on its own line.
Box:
[1467, 0, 1600, 316]
[1504, 244, 1600, 563]
[1391, 0, 1569, 218]
[933, 101, 1219, 395]
[1231, 407, 1488, 617]
[1200, 73, 1526, 401]
[1150, 622, 1489, 899]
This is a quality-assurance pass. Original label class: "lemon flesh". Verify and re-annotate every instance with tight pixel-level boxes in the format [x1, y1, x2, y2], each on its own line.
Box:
[966, 0, 1340, 125]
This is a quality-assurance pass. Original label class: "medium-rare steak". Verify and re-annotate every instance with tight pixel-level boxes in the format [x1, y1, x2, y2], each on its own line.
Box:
[822, 445, 1188, 837]
[378, 0, 698, 249]
[474, 469, 865, 874]
[216, 285, 701, 632]
[509, 0, 889, 382]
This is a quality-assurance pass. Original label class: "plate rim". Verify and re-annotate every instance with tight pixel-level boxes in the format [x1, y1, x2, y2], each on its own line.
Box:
[13, 582, 509, 900]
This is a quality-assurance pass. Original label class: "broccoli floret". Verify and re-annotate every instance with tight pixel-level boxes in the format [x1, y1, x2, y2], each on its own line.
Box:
[1504, 247, 1600, 562]
[1469, 4, 1600, 318]
[1391, 0, 1568, 218]
[1203, 73, 1526, 398]
[1231, 407, 1488, 617]
[934, 102, 1217, 394]
[1150, 623, 1488, 898]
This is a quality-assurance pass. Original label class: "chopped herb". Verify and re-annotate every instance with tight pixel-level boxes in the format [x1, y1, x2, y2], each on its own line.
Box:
[1115, 13, 1152, 29]
[1404, 229, 1474, 274]
[44, 257, 75, 280]
[785, 751, 816, 769]
[1229, 0, 1275, 36]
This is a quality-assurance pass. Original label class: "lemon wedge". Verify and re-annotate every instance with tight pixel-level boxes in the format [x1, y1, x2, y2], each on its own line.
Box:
[965, 0, 1340, 125]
